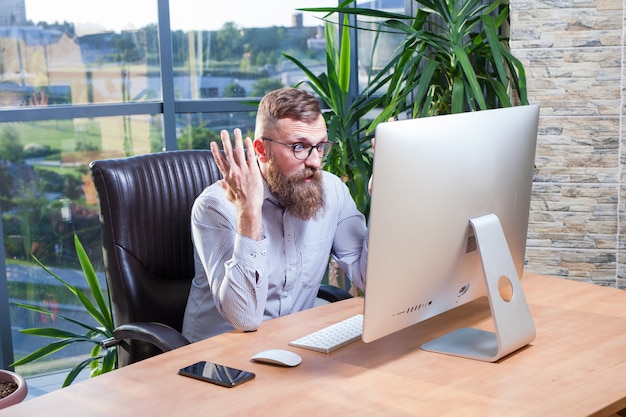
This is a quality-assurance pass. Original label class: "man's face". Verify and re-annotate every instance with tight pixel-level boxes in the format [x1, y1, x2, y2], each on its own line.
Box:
[260, 115, 328, 220]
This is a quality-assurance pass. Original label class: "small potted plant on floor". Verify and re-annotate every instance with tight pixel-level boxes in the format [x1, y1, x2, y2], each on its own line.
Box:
[0, 369, 28, 409]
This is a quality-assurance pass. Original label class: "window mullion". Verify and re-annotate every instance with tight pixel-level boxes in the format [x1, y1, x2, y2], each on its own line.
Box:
[158, 0, 178, 151]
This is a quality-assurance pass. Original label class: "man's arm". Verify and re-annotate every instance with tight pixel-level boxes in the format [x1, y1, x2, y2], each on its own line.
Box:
[192, 129, 268, 331]
[330, 177, 368, 291]
[191, 191, 269, 331]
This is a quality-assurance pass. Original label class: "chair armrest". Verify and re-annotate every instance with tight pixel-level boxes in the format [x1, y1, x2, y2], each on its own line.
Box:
[317, 284, 353, 303]
[101, 322, 190, 353]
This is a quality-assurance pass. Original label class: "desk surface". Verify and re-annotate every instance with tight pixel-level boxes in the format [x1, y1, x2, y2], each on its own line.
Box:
[4, 273, 626, 417]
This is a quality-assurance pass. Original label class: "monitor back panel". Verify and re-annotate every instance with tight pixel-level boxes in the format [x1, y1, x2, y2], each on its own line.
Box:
[363, 105, 539, 343]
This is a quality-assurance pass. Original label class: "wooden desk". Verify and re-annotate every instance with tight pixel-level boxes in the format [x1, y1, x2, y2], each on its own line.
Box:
[4, 273, 626, 417]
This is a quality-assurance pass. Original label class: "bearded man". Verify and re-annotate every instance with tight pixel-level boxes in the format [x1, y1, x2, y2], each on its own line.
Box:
[182, 87, 368, 341]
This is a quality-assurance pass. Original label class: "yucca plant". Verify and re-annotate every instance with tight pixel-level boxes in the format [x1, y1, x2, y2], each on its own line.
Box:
[284, 17, 391, 216]
[11, 234, 116, 387]
[301, 0, 528, 127]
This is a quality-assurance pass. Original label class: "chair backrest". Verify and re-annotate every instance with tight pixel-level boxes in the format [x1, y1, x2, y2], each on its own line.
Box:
[90, 150, 222, 364]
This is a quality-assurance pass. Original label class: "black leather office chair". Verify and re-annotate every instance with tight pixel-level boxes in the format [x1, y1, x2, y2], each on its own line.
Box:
[90, 150, 351, 366]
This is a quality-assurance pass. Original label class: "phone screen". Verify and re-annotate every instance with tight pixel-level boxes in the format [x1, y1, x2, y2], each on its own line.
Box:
[178, 361, 255, 388]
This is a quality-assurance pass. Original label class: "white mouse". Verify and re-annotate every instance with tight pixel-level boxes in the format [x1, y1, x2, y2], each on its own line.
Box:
[251, 349, 302, 367]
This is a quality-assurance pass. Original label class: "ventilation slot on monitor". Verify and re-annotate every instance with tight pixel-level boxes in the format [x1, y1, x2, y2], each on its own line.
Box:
[465, 235, 477, 253]
[402, 300, 432, 315]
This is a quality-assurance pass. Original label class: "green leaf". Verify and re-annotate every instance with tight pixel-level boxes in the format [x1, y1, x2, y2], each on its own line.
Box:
[324, 23, 345, 112]
[338, 15, 351, 94]
[282, 54, 328, 100]
[454, 45, 487, 110]
[421, 85, 437, 117]
[451, 75, 466, 114]
[502, 49, 529, 105]
[489, 79, 513, 108]
[74, 235, 114, 331]
[480, 15, 508, 87]
[101, 346, 118, 372]
[19, 327, 89, 340]
[74, 290, 109, 330]
[297, 6, 410, 21]
[413, 60, 439, 114]
[63, 355, 102, 387]
[13, 301, 108, 336]
[89, 344, 102, 373]
[11, 338, 84, 366]
[31, 256, 78, 295]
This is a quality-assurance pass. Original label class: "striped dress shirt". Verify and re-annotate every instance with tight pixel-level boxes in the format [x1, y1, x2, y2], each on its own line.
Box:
[182, 171, 368, 342]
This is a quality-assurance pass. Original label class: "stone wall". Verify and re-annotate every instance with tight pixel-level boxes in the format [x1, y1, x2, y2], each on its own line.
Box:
[509, 0, 625, 286]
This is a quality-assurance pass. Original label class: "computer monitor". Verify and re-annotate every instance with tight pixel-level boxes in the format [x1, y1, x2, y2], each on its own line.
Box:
[363, 104, 540, 362]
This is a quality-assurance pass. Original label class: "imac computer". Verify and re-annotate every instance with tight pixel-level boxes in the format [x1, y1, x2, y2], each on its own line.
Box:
[363, 104, 540, 362]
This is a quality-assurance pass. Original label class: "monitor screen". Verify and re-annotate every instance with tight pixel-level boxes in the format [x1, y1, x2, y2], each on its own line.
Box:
[363, 104, 540, 361]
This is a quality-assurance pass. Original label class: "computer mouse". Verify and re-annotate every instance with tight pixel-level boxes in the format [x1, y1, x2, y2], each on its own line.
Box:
[251, 349, 302, 367]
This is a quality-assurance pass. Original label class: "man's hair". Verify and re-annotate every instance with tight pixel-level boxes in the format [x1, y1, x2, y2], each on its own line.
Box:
[256, 87, 321, 135]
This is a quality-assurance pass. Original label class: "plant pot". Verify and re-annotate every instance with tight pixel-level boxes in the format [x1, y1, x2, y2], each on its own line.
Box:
[0, 370, 28, 409]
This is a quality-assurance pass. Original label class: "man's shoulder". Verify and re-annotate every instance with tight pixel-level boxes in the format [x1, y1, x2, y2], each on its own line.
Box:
[321, 170, 343, 186]
[191, 183, 238, 225]
[197, 182, 225, 199]
[321, 170, 348, 193]
[194, 183, 232, 210]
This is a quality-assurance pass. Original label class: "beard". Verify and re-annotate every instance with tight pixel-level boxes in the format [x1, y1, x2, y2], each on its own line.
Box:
[265, 155, 326, 220]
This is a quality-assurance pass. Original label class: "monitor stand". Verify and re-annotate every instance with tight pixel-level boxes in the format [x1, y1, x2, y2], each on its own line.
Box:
[421, 213, 536, 362]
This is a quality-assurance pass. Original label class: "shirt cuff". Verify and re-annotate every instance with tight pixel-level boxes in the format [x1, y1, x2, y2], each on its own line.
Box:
[232, 233, 268, 276]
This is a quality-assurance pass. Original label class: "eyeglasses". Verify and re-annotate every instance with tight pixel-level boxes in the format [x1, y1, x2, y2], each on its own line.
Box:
[262, 137, 333, 160]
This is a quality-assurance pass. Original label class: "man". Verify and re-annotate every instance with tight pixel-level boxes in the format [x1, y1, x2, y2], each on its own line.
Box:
[182, 87, 368, 342]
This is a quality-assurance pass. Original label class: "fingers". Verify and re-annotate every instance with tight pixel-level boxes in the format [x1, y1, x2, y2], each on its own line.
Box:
[211, 135, 228, 177]
[232, 129, 247, 167]
[220, 128, 247, 167]
[212, 129, 256, 180]
[244, 137, 256, 167]
[220, 129, 235, 165]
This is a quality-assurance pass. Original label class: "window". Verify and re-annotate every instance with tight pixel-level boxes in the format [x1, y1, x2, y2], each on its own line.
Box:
[170, 0, 336, 147]
[0, 0, 343, 380]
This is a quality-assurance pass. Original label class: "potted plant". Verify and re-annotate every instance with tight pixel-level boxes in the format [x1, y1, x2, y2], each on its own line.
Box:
[0, 369, 27, 409]
[289, 0, 528, 215]
[300, 0, 528, 124]
[10, 234, 117, 387]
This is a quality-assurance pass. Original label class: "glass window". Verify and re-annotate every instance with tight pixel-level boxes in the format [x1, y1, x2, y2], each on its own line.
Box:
[1, 0, 368, 388]
[353, 0, 406, 93]
[0, 0, 159, 108]
[176, 111, 256, 150]
[169, 1, 337, 148]
[169, 0, 336, 101]
[2, 114, 163, 377]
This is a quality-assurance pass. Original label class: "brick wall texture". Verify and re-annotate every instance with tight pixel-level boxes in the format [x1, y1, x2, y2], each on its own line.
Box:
[510, 0, 626, 286]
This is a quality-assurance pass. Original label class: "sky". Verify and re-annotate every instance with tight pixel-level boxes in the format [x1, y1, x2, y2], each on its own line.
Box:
[24, 0, 336, 34]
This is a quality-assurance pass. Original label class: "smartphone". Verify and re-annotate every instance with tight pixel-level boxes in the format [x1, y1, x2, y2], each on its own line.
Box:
[178, 361, 255, 388]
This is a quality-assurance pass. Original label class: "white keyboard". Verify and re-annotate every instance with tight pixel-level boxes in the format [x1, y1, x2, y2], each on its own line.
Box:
[289, 314, 363, 353]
